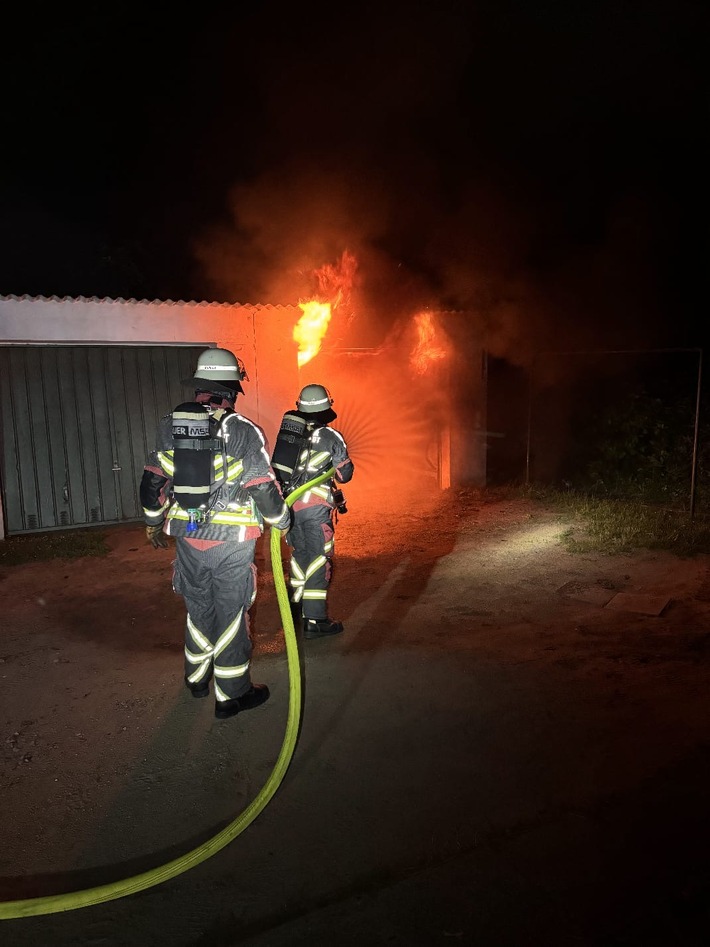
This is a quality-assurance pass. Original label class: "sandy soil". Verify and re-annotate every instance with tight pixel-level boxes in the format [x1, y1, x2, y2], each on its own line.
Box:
[1, 489, 709, 945]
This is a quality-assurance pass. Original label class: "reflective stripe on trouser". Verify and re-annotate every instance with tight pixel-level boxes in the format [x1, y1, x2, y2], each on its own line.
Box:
[173, 538, 258, 701]
[286, 505, 335, 621]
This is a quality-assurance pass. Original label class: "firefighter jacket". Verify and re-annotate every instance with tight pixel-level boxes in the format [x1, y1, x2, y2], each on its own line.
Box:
[140, 409, 289, 541]
[288, 421, 354, 514]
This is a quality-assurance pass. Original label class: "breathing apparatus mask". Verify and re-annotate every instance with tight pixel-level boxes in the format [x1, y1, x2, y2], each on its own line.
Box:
[195, 389, 237, 413]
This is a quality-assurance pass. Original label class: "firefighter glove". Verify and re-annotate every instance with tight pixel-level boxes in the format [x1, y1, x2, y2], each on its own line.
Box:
[146, 523, 168, 548]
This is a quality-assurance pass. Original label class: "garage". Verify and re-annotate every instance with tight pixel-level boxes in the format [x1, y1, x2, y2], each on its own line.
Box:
[0, 344, 204, 534]
[0, 295, 487, 537]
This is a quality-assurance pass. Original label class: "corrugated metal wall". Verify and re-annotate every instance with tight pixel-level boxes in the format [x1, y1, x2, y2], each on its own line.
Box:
[0, 345, 204, 534]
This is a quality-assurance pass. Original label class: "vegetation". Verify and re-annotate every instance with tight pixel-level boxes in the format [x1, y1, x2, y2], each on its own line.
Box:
[523, 486, 710, 557]
[518, 362, 710, 555]
[573, 386, 707, 510]
[0, 529, 109, 567]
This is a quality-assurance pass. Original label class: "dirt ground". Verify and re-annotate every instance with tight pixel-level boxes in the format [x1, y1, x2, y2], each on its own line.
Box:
[1, 488, 709, 946]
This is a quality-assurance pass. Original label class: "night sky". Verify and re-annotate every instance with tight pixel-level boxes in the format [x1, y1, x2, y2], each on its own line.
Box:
[1, 1, 707, 361]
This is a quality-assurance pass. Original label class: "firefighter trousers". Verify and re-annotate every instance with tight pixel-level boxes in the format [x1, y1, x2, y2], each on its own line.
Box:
[286, 504, 335, 621]
[173, 538, 257, 701]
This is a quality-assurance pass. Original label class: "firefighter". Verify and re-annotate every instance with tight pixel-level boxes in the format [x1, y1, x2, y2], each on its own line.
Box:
[272, 383, 354, 638]
[140, 347, 291, 719]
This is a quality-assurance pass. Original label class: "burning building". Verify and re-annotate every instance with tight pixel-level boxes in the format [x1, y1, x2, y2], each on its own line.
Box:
[0, 290, 486, 538]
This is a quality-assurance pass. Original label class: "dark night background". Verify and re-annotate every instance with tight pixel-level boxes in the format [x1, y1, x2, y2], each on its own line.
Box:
[1, 1, 708, 363]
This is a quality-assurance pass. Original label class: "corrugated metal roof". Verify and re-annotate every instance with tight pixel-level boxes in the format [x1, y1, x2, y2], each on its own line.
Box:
[0, 294, 296, 309]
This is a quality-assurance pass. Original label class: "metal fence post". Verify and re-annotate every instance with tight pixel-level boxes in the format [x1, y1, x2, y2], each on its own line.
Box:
[690, 348, 703, 520]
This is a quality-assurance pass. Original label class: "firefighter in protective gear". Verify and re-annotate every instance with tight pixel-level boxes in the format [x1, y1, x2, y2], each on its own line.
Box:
[272, 383, 354, 639]
[139, 347, 290, 719]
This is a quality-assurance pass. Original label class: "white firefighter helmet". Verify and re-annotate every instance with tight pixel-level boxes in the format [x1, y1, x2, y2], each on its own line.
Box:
[297, 383, 337, 422]
[186, 348, 248, 394]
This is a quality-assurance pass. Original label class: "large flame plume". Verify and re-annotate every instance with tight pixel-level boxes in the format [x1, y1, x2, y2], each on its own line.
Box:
[294, 300, 332, 368]
[293, 250, 358, 367]
[410, 311, 448, 374]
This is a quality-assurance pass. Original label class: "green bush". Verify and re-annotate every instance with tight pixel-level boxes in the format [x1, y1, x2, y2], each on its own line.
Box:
[574, 385, 709, 511]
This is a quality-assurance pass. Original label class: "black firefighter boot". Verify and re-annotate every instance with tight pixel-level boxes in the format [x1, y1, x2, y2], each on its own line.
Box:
[303, 617, 344, 639]
[215, 684, 271, 719]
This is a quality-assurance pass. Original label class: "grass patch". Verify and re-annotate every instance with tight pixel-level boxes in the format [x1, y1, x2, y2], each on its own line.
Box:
[525, 487, 710, 556]
[0, 529, 110, 567]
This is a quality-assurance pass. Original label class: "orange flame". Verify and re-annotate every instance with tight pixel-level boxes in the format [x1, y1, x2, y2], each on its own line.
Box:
[294, 300, 332, 368]
[293, 251, 358, 367]
[313, 249, 358, 311]
[410, 312, 447, 375]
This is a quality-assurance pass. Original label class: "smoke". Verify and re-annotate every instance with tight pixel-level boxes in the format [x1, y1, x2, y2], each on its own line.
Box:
[192, 154, 445, 347]
[190, 1, 699, 369]
[194, 153, 670, 372]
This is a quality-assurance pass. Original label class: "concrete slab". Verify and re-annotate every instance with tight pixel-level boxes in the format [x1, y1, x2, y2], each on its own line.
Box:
[556, 581, 616, 607]
[604, 592, 671, 616]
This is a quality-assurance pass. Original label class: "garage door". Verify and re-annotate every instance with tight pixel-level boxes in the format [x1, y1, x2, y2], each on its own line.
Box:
[0, 345, 205, 535]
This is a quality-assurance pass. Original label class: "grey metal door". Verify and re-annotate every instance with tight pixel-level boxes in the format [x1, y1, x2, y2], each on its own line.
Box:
[0, 345, 205, 534]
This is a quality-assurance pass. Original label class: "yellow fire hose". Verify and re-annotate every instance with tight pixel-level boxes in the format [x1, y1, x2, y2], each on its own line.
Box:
[0, 468, 336, 920]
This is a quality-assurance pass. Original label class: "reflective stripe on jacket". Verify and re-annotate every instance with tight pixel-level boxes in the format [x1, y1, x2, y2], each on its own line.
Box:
[140, 410, 288, 541]
[290, 425, 354, 513]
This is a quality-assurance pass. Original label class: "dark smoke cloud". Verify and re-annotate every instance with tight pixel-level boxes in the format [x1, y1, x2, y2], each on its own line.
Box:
[194, 151, 671, 369]
[2, 1, 700, 366]
[192, 1, 705, 366]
